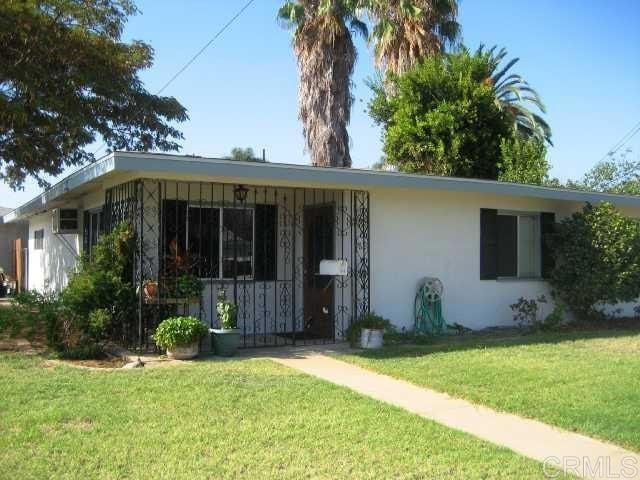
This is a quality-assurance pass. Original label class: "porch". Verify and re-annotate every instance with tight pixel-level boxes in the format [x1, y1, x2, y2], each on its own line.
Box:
[101, 178, 370, 350]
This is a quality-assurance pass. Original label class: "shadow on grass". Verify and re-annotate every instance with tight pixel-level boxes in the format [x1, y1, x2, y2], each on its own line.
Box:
[349, 326, 640, 360]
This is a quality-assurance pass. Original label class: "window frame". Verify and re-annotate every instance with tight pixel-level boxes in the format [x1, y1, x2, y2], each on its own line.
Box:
[185, 204, 256, 281]
[33, 229, 44, 250]
[496, 210, 542, 280]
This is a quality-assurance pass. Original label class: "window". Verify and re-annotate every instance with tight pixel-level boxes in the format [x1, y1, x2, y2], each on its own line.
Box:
[221, 208, 253, 278]
[187, 206, 220, 278]
[164, 200, 277, 281]
[34, 229, 44, 250]
[480, 209, 555, 280]
[82, 209, 102, 256]
[59, 209, 79, 231]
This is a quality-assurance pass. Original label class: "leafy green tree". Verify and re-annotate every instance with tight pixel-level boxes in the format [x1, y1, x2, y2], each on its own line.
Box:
[226, 147, 264, 162]
[498, 137, 550, 185]
[567, 150, 640, 195]
[550, 202, 640, 320]
[0, 0, 187, 189]
[370, 46, 551, 179]
[278, 0, 367, 168]
[370, 47, 513, 178]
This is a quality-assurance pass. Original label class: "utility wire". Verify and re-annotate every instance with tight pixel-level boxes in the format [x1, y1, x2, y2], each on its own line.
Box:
[597, 120, 640, 163]
[91, 0, 257, 157]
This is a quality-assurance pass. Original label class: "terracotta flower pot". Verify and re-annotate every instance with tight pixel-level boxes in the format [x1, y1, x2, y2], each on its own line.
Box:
[143, 281, 158, 301]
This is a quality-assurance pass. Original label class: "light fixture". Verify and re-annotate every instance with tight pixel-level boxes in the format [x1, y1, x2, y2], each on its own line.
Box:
[234, 184, 249, 203]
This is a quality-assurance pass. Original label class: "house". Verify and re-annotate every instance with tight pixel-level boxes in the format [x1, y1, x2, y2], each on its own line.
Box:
[0, 206, 28, 295]
[3, 151, 640, 348]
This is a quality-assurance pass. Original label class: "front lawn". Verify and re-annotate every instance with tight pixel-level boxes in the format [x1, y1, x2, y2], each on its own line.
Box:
[0, 352, 557, 479]
[337, 329, 640, 452]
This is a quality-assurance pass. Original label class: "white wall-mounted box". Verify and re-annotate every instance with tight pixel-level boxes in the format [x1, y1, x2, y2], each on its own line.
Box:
[319, 259, 348, 276]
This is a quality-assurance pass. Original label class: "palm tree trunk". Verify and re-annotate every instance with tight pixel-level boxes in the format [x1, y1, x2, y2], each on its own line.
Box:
[294, 13, 355, 168]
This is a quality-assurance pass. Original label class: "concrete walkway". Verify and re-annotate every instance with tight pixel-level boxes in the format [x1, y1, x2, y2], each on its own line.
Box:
[272, 352, 640, 480]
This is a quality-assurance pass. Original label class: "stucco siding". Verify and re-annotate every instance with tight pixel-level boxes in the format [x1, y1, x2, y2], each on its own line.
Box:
[27, 212, 80, 292]
[369, 187, 640, 331]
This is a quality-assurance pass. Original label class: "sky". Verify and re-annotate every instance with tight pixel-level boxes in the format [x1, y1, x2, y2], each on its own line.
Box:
[2, 0, 639, 208]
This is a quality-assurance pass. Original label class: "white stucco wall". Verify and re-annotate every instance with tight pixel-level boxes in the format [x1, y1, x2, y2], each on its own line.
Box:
[27, 212, 80, 292]
[369, 187, 640, 331]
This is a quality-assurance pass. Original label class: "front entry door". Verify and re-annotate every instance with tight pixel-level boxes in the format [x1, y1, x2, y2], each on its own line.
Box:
[303, 205, 335, 339]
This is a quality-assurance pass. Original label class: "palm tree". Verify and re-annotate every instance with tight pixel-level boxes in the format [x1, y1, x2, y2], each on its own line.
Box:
[366, 0, 460, 76]
[278, 1, 367, 167]
[481, 45, 552, 145]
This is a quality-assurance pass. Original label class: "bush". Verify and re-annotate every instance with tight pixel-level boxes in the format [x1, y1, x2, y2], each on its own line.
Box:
[153, 316, 208, 350]
[0, 291, 61, 345]
[345, 312, 394, 346]
[60, 223, 136, 347]
[510, 295, 563, 331]
[550, 202, 640, 321]
[0, 223, 136, 351]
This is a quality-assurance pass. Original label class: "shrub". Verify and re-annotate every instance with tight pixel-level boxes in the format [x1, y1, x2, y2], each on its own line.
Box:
[345, 312, 394, 346]
[153, 316, 208, 350]
[60, 223, 136, 346]
[510, 295, 547, 330]
[0, 223, 136, 351]
[550, 202, 640, 321]
[543, 303, 565, 331]
[510, 295, 564, 331]
[0, 291, 61, 345]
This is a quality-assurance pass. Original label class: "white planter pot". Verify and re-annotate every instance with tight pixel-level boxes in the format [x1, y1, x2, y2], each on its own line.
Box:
[360, 329, 384, 349]
[166, 341, 199, 360]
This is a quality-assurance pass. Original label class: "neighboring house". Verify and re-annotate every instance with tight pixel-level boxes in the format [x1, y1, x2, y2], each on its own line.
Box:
[0, 206, 28, 292]
[3, 151, 640, 348]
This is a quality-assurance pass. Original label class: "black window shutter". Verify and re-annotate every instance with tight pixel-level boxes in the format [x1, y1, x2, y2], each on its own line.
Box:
[255, 204, 277, 281]
[480, 209, 498, 279]
[497, 215, 518, 277]
[82, 210, 90, 254]
[540, 212, 556, 279]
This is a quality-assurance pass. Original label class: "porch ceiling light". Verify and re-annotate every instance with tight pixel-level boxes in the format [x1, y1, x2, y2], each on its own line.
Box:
[234, 184, 249, 203]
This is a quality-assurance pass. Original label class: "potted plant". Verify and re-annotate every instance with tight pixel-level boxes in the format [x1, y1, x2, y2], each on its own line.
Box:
[212, 290, 240, 356]
[154, 316, 208, 359]
[346, 312, 392, 349]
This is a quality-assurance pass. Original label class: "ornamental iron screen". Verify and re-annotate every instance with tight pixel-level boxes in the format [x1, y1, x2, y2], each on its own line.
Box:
[103, 179, 370, 350]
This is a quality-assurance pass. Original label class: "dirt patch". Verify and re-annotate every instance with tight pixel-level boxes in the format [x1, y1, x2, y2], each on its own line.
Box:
[0, 334, 47, 354]
[65, 357, 128, 369]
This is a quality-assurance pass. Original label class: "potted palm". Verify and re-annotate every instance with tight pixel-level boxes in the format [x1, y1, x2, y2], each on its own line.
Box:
[212, 290, 240, 356]
[154, 316, 208, 359]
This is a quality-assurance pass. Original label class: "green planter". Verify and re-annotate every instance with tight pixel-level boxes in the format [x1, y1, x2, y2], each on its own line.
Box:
[212, 329, 241, 357]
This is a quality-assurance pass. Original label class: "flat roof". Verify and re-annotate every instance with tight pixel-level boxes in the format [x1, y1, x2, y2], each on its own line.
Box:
[4, 150, 640, 222]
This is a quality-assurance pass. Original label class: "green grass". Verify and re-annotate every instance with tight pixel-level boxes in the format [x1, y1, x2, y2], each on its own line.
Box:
[337, 329, 640, 452]
[0, 353, 562, 479]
